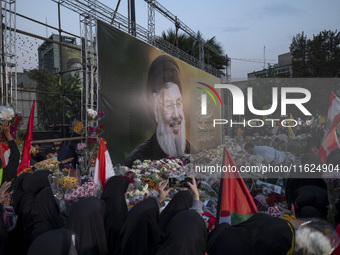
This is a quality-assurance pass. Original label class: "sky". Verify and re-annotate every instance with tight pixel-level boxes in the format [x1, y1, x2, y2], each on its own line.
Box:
[16, 0, 340, 79]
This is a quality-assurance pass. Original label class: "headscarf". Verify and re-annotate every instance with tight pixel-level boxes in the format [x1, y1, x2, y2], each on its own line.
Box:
[11, 172, 31, 212]
[285, 153, 326, 207]
[27, 228, 78, 255]
[207, 223, 254, 255]
[207, 213, 294, 255]
[9, 172, 36, 255]
[22, 170, 52, 194]
[66, 197, 107, 255]
[156, 210, 207, 255]
[101, 176, 129, 255]
[294, 185, 328, 219]
[159, 190, 193, 233]
[31, 187, 64, 240]
[119, 197, 162, 255]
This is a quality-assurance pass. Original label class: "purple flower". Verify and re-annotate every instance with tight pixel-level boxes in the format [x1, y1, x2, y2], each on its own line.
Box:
[97, 110, 105, 117]
[88, 126, 95, 135]
[10, 126, 17, 137]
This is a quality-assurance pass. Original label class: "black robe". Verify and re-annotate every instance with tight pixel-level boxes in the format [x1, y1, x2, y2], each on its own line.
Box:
[118, 197, 162, 255]
[31, 187, 64, 240]
[123, 133, 168, 168]
[207, 213, 294, 255]
[101, 176, 129, 255]
[27, 228, 78, 255]
[123, 133, 192, 167]
[156, 210, 207, 255]
[159, 190, 193, 234]
[66, 197, 108, 255]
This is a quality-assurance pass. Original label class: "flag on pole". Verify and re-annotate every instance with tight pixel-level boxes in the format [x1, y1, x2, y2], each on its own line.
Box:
[216, 147, 258, 225]
[17, 99, 35, 175]
[94, 138, 115, 190]
[319, 92, 340, 163]
[287, 113, 295, 138]
[237, 126, 244, 137]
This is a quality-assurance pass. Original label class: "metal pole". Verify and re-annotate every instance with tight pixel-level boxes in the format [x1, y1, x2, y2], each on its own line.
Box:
[58, 3, 66, 137]
[129, 0, 136, 36]
[111, 0, 121, 24]
[0, 4, 4, 105]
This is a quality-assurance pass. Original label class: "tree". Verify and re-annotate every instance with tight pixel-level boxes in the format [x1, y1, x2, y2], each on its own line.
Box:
[161, 28, 225, 70]
[28, 69, 81, 127]
[290, 30, 340, 77]
[308, 30, 340, 77]
[290, 32, 310, 77]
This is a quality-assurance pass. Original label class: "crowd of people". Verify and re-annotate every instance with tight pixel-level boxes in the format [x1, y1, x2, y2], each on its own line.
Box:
[0, 117, 340, 254]
[1, 171, 296, 255]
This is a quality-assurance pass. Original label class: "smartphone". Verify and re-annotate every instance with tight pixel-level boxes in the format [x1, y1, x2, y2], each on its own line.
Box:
[202, 215, 210, 222]
[3, 206, 15, 215]
[168, 177, 192, 188]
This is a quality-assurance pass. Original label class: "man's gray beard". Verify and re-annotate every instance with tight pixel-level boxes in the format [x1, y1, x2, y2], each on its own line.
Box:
[156, 110, 186, 157]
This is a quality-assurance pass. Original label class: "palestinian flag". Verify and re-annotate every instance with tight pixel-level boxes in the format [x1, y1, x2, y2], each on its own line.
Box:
[216, 147, 258, 225]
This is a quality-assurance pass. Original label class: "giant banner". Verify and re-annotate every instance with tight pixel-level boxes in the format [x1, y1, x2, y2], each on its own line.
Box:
[97, 20, 221, 165]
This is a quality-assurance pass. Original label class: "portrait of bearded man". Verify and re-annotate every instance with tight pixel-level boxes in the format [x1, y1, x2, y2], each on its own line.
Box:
[123, 55, 190, 167]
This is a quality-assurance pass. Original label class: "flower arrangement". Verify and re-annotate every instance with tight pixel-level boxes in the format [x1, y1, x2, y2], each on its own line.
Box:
[17, 167, 35, 176]
[48, 168, 102, 215]
[0, 106, 14, 121]
[35, 159, 60, 173]
[0, 106, 23, 142]
[63, 177, 101, 203]
[57, 176, 79, 189]
[73, 109, 105, 175]
[73, 120, 84, 134]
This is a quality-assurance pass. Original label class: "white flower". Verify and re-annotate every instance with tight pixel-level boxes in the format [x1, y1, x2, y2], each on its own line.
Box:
[0, 107, 14, 121]
[87, 108, 97, 119]
[142, 184, 149, 193]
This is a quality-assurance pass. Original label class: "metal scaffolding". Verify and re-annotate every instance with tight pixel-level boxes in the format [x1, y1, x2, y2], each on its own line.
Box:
[144, 0, 227, 76]
[0, 0, 227, 114]
[147, 0, 155, 45]
[0, 0, 17, 107]
[80, 7, 97, 114]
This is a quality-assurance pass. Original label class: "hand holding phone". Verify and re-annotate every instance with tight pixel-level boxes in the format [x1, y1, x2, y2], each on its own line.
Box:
[186, 176, 199, 201]
[168, 177, 192, 188]
[157, 180, 172, 204]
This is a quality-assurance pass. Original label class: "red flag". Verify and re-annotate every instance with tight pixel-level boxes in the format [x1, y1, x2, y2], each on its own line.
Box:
[319, 92, 340, 163]
[93, 138, 115, 190]
[17, 99, 35, 175]
[217, 147, 258, 225]
[0, 142, 10, 168]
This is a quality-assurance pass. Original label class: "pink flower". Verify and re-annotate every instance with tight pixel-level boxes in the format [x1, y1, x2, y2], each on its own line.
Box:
[77, 142, 87, 151]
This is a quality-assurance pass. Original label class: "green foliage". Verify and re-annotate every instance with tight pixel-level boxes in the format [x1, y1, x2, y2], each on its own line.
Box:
[28, 69, 81, 127]
[290, 30, 340, 77]
[161, 28, 225, 70]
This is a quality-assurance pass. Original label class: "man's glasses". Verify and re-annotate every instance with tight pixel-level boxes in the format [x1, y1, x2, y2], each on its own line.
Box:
[158, 100, 183, 114]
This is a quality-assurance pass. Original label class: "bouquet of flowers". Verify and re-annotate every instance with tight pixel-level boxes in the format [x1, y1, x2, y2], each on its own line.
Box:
[48, 166, 102, 215]
[35, 159, 60, 173]
[73, 109, 106, 175]
[0, 106, 23, 142]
